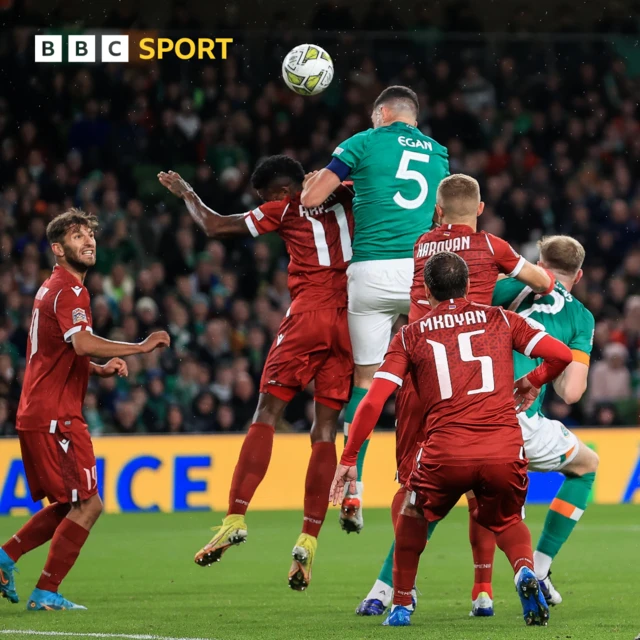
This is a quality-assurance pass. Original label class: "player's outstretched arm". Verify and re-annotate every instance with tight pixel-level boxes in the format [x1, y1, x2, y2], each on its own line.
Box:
[300, 168, 341, 208]
[72, 330, 170, 358]
[90, 358, 128, 378]
[158, 171, 249, 237]
[553, 360, 589, 404]
[515, 261, 555, 295]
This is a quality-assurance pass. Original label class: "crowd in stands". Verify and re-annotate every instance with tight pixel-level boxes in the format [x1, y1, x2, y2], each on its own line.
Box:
[0, 6, 639, 434]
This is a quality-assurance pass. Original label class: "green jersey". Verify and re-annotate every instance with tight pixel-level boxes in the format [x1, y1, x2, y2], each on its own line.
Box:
[492, 279, 595, 417]
[332, 122, 449, 262]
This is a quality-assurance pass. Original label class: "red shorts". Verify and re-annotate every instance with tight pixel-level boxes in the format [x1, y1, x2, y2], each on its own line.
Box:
[260, 307, 353, 404]
[408, 458, 529, 533]
[18, 422, 98, 504]
[395, 375, 425, 485]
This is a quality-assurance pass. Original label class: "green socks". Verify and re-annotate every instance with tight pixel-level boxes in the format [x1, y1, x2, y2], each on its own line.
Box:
[535, 472, 595, 578]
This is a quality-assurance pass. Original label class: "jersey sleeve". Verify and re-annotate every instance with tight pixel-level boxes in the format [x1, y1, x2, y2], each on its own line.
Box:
[332, 130, 370, 171]
[243, 200, 287, 237]
[503, 310, 548, 357]
[492, 278, 530, 310]
[55, 286, 93, 343]
[568, 308, 595, 364]
[487, 234, 526, 277]
[373, 330, 411, 386]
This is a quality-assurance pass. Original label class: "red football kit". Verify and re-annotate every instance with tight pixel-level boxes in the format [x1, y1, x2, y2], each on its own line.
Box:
[17, 265, 98, 504]
[394, 224, 552, 483]
[342, 298, 571, 531]
[244, 184, 354, 405]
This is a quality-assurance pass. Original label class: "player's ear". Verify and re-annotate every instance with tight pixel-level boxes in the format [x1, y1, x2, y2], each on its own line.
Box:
[477, 201, 485, 218]
[465, 280, 471, 297]
[574, 269, 583, 286]
[434, 203, 444, 223]
[51, 242, 64, 258]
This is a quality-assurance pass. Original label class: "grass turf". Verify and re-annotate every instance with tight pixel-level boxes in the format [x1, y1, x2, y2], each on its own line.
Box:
[0, 505, 638, 639]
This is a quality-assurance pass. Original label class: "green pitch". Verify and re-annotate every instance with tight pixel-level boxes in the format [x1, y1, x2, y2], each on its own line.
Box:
[0, 505, 638, 640]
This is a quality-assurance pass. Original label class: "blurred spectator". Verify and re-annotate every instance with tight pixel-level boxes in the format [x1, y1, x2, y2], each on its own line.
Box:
[0, 25, 638, 434]
[589, 343, 632, 407]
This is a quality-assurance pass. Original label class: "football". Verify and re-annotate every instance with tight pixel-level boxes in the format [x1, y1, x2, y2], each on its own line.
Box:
[282, 44, 334, 96]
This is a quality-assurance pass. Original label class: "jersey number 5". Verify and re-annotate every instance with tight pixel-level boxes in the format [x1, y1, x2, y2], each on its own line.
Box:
[394, 150, 430, 210]
[427, 330, 495, 400]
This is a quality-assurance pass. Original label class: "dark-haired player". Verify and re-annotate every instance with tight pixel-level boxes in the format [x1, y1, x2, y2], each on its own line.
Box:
[331, 252, 573, 627]
[159, 156, 354, 591]
[302, 85, 449, 533]
[357, 174, 555, 616]
[0, 209, 170, 611]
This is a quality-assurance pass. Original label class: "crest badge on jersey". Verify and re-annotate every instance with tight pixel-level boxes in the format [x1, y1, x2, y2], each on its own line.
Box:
[72, 308, 87, 324]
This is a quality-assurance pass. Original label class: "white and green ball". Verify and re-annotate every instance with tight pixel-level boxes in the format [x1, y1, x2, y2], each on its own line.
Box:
[282, 44, 334, 96]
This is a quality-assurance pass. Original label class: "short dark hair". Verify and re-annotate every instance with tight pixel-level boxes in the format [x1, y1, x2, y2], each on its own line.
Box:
[250, 155, 305, 191]
[46, 208, 98, 245]
[423, 252, 469, 301]
[373, 86, 419, 116]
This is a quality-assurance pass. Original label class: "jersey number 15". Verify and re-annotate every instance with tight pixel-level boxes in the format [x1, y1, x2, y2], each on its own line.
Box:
[427, 330, 495, 400]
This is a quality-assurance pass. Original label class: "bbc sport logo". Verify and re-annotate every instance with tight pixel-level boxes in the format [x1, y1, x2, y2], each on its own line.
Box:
[34, 34, 233, 63]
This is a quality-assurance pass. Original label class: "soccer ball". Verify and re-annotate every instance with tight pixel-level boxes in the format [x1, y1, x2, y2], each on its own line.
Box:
[282, 44, 334, 96]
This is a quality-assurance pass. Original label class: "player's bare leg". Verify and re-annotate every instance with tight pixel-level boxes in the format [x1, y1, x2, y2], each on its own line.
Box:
[467, 490, 497, 616]
[27, 494, 103, 611]
[195, 392, 288, 567]
[535, 441, 599, 605]
[383, 493, 427, 627]
[0, 503, 71, 604]
[289, 401, 339, 591]
[341, 363, 378, 533]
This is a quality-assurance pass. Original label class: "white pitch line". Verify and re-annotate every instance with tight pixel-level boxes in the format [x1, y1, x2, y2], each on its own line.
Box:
[0, 631, 213, 640]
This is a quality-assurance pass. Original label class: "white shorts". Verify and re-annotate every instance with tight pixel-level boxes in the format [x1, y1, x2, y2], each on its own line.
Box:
[347, 259, 413, 366]
[519, 412, 580, 472]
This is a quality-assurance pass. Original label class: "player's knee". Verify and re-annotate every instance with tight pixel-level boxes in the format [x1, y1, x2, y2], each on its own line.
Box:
[581, 446, 599, 474]
[86, 494, 104, 519]
[353, 364, 378, 389]
[309, 421, 336, 443]
[253, 392, 287, 426]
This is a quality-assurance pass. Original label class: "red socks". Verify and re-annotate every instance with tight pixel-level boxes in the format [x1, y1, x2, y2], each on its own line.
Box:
[467, 496, 496, 599]
[227, 422, 275, 516]
[36, 519, 89, 593]
[495, 521, 534, 574]
[393, 513, 428, 606]
[301, 442, 337, 538]
[2, 503, 70, 563]
[391, 486, 406, 531]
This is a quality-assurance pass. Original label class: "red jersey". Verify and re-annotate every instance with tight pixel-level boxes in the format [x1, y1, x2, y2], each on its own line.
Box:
[409, 224, 525, 322]
[244, 185, 354, 314]
[376, 298, 546, 464]
[17, 265, 93, 431]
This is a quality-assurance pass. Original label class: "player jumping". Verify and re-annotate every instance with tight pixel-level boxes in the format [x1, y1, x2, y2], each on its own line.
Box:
[356, 174, 555, 615]
[302, 85, 449, 533]
[159, 156, 354, 591]
[332, 252, 573, 627]
[0, 209, 170, 611]
[467, 235, 598, 610]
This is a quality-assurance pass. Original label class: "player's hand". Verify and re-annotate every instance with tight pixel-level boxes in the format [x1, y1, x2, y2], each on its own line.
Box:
[302, 170, 319, 188]
[513, 375, 540, 413]
[329, 463, 357, 506]
[140, 331, 171, 353]
[158, 171, 194, 199]
[98, 358, 128, 378]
